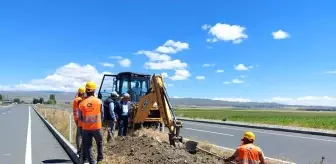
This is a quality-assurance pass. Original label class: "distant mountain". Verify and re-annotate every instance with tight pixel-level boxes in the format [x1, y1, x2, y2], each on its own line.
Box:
[1, 91, 335, 109]
[169, 98, 286, 108]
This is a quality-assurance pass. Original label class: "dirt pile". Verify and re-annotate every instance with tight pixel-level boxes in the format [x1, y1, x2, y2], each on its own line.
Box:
[103, 133, 224, 164]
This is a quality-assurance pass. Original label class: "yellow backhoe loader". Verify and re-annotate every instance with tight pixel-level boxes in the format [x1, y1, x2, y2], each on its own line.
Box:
[97, 72, 183, 146]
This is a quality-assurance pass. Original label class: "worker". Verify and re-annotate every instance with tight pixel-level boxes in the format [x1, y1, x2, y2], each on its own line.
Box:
[79, 81, 104, 164]
[72, 86, 85, 156]
[131, 81, 142, 101]
[224, 131, 265, 164]
[103, 91, 120, 142]
[117, 93, 131, 136]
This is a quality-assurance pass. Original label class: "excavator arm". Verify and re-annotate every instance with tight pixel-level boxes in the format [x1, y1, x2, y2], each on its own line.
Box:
[132, 74, 183, 146]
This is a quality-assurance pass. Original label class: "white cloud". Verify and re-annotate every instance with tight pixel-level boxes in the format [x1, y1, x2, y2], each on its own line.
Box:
[170, 70, 191, 81]
[161, 72, 169, 78]
[216, 69, 224, 73]
[223, 78, 244, 84]
[119, 58, 131, 67]
[202, 63, 215, 67]
[232, 78, 244, 84]
[267, 96, 336, 106]
[272, 30, 290, 39]
[110, 56, 131, 67]
[196, 76, 205, 80]
[205, 23, 248, 44]
[144, 60, 187, 70]
[155, 40, 189, 54]
[137, 40, 190, 80]
[136, 50, 171, 61]
[234, 64, 252, 71]
[201, 24, 212, 30]
[100, 62, 114, 68]
[212, 97, 251, 102]
[0, 63, 109, 92]
[109, 56, 123, 60]
[325, 71, 336, 74]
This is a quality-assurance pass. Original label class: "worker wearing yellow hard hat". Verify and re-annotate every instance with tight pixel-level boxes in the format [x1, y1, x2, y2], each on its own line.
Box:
[224, 131, 265, 164]
[79, 81, 104, 164]
[72, 86, 86, 160]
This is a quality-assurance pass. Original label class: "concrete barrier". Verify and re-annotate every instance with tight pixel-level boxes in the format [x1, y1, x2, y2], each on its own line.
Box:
[31, 106, 86, 164]
[177, 117, 336, 137]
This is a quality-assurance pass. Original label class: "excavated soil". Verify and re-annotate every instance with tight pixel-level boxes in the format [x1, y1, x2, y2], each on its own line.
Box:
[103, 134, 224, 164]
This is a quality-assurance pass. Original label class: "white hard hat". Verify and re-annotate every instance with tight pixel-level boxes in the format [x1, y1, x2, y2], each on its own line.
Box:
[111, 91, 119, 97]
[123, 93, 130, 97]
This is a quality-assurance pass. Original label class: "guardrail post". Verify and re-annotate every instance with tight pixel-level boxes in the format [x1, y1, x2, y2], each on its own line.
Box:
[69, 113, 72, 143]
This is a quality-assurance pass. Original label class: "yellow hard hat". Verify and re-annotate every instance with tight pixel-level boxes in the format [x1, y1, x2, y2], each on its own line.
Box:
[78, 86, 86, 94]
[242, 131, 255, 141]
[85, 81, 97, 92]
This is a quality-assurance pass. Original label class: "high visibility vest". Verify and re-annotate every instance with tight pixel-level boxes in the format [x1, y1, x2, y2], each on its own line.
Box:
[73, 96, 83, 127]
[236, 144, 263, 164]
[79, 96, 102, 130]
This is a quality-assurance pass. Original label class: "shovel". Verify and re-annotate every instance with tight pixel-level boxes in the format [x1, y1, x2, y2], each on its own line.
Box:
[185, 140, 224, 159]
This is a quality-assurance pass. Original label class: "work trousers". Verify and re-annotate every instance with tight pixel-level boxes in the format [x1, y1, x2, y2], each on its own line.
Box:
[82, 129, 103, 164]
[118, 115, 129, 136]
[76, 126, 82, 151]
[106, 119, 115, 141]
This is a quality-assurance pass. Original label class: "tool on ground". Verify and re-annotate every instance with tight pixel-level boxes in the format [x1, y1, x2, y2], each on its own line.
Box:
[185, 140, 224, 159]
[97, 72, 183, 146]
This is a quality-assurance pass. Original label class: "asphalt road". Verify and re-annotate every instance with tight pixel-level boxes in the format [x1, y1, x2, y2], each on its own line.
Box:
[180, 120, 336, 164]
[0, 105, 72, 164]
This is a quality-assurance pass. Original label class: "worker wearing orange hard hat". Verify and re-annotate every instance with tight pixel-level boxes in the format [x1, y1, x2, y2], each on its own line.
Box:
[72, 86, 85, 156]
[79, 81, 104, 164]
[224, 131, 265, 164]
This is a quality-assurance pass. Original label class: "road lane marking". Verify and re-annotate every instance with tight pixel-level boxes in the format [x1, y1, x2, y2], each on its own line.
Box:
[183, 122, 336, 143]
[25, 107, 32, 164]
[184, 127, 234, 136]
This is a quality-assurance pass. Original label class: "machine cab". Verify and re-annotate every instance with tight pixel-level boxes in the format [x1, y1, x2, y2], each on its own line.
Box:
[97, 72, 151, 103]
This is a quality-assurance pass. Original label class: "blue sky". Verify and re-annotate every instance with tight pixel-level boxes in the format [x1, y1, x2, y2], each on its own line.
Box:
[1, 0, 336, 106]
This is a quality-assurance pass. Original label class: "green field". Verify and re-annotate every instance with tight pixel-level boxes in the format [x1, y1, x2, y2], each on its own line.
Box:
[175, 108, 336, 130]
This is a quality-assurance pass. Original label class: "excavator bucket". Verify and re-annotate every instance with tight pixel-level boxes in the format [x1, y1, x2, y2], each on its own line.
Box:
[185, 140, 224, 159]
[185, 140, 198, 154]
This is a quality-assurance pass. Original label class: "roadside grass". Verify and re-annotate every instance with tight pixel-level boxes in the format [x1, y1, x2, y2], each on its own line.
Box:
[35, 105, 288, 164]
[175, 108, 336, 130]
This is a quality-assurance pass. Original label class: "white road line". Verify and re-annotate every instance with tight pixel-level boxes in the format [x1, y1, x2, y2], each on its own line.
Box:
[184, 127, 234, 136]
[1, 113, 5, 115]
[25, 107, 32, 164]
[183, 122, 336, 143]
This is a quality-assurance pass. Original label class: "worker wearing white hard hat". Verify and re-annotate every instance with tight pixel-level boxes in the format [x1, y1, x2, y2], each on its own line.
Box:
[103, 91, 120, 142]
[116, 93, 132, 136]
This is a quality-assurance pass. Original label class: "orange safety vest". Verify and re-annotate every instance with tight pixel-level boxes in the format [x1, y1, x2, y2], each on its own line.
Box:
[72, 96, 82, 126]
[79, 96, 102, 131]
[236, 143, 263, 164]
